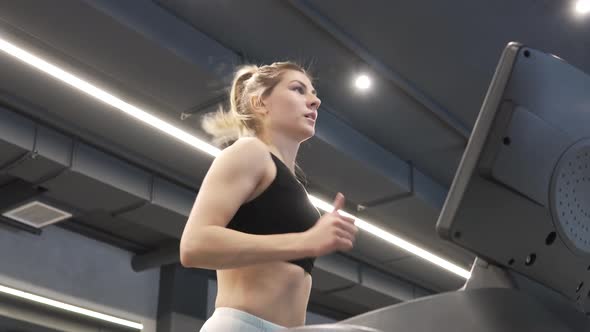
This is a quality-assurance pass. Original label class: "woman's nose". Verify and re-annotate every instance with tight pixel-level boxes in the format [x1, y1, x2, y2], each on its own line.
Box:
[308, 96, 321, 110]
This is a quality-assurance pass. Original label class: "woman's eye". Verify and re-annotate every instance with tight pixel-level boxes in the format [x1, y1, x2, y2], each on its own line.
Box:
[294, 87, 305, 94]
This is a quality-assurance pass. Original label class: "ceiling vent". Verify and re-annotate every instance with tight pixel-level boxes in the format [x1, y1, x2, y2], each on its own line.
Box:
[2, 201, 72, 228]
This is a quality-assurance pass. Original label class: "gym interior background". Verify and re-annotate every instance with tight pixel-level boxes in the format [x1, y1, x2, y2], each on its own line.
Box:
[0, 1, 589, 331]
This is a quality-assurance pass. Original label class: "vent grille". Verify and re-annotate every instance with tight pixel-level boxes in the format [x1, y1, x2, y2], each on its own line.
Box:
[2, 201, 72, 228]
[551, 139, 590, 255]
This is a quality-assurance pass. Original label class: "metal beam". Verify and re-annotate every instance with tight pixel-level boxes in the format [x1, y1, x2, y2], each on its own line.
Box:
[315, 105, 447, 209]
[82, 0, 239, 80]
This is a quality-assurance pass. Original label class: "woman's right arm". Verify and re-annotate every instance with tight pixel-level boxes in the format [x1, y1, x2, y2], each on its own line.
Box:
[179, 137, 313, 270]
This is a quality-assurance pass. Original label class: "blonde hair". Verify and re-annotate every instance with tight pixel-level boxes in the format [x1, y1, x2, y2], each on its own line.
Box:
[201, 61, 312, 184]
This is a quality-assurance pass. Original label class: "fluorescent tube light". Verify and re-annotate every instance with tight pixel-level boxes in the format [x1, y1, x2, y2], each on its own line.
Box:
[0, 284, 143, 330]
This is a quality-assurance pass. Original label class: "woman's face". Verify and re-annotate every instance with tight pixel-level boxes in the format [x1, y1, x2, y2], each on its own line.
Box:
[260, 70, 321, 142]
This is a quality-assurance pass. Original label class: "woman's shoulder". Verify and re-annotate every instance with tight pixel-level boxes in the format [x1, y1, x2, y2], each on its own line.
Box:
[232, 136, 267, 150]
[216, 137, 272, 176]
[229, 137, 270, 160]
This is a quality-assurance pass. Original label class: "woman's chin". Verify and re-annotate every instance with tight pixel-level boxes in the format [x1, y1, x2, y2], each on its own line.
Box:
[293, 127, 314, 142]
[302, 128, 315, 141]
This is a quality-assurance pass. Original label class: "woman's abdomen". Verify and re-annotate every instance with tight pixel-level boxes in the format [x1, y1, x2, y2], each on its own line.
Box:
[215, 261, 312, 327]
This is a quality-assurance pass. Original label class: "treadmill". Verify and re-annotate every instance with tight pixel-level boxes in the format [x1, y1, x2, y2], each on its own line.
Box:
[286, 42, 590, 332]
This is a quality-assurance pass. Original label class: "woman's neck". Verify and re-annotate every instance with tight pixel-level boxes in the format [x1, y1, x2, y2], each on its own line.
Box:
[257, 134, 300, 175]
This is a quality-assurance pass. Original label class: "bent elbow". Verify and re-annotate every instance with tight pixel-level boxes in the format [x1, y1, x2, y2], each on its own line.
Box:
[179, 249, 192, 268]
[179, 242, 200, 268]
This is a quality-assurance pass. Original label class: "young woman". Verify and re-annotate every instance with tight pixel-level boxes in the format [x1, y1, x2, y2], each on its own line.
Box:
[180, 62, 359, 331]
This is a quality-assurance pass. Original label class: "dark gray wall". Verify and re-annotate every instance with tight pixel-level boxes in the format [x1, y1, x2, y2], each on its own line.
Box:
[0, 224, 160, 331]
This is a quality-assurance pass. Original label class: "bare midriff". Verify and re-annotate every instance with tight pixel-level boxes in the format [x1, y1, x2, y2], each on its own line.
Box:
[215, 262, 312, 327]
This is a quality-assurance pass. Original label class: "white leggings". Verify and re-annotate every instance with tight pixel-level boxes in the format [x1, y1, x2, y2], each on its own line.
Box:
[200, 307, 288, 332]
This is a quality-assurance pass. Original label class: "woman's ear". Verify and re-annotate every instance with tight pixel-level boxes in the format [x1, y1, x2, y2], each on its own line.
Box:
[250, 95, 267, 114]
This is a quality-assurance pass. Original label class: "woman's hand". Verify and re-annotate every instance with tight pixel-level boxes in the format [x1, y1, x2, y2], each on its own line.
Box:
[301, 192, 359, 257]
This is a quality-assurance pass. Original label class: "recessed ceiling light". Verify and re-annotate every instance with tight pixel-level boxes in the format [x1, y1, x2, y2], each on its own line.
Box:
[355, 74, 371, 90]
[576, 0, 590, 14]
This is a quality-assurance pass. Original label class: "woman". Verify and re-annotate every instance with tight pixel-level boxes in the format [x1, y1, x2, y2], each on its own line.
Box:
[180, 62, 359, 331]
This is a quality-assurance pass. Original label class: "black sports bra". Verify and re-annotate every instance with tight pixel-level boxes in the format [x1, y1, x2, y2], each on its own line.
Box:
[226, 152, 321, 275]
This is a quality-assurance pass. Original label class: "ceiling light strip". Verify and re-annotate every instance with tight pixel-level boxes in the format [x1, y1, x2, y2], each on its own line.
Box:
[309, 197, 471, 279]
[0, 36, 471, 280]
[0, 284, 143, 329]
[0, 37, 220, 157]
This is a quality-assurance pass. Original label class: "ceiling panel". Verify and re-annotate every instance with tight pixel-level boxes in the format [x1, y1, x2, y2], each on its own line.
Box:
[0, 0, 224, 112]
[298, 137, 409, 205]
[310, 0, 590, 128]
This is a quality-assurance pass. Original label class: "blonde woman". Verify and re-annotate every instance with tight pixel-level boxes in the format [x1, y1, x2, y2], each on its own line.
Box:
[180, 62, 359, 331]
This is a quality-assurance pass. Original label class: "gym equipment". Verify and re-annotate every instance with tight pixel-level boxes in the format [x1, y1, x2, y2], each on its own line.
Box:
[285, 42, 590, 331]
